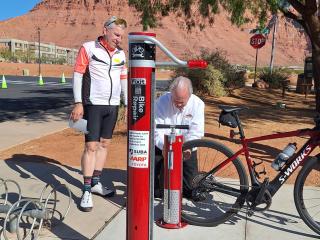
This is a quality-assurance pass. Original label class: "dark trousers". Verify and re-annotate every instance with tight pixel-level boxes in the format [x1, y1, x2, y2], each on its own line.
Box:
[154, 146, 198, 197]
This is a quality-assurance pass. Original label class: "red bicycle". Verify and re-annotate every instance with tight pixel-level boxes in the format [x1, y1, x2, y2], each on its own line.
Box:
[181, 105, 320, 235]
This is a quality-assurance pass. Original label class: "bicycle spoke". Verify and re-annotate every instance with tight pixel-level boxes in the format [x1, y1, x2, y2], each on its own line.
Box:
[294, 158, 320, 235]
[211, 181, 242, 198]
[181, 139, 248, 226]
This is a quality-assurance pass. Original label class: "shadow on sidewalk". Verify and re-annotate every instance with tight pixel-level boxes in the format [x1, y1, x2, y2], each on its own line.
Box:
[2, 154, 128, 207]
[98, 168, 127, 208]
[228, 208, 320, 238]
[3, 154, 82, 203]
[1, 154, 128, 239]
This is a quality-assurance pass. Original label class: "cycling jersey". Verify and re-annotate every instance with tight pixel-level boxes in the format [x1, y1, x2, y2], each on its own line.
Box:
[73, 36, 127, 106]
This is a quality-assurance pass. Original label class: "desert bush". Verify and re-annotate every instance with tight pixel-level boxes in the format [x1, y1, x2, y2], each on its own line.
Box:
[247, 71, 256, 79]
[174, 64, 226, 97]
[200, 49, 246, 89]
[174, 49, 246, 96]
[0, 49, 17, 62]
[53, 57, 67, 65]
[258, 68, 290, 88]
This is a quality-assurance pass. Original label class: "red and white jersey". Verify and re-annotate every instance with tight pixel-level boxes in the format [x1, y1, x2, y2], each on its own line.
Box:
[73, 36, 127, 105]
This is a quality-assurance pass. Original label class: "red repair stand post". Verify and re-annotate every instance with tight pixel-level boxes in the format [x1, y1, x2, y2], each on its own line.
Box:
[156, 129, 187, 229]
[127, 32, 207, 239]
[127, 32, 156, 240]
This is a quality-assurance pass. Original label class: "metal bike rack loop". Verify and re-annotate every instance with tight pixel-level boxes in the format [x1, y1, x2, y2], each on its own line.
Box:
[0, 179, 72, 240]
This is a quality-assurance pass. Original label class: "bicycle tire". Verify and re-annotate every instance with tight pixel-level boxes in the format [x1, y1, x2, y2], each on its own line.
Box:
[294, 156, 320, 235]
[181, 138, 248, 226]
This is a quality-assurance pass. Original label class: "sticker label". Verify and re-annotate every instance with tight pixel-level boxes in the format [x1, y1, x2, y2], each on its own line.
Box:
[130, 78, 146, 124]
[128, 130, 149, 168]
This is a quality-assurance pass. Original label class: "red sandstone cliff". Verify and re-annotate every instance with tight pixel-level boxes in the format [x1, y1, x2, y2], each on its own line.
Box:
[0, 0, 310, 66]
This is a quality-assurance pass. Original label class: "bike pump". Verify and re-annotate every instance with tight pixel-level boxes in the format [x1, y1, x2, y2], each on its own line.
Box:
[156, 125, 187, 228]
[127, 32, 207, 240]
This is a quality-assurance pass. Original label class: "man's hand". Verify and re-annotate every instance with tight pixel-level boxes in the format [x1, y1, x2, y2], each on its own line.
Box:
[70, 103, 84, 121]
[183, 149, 192, 160]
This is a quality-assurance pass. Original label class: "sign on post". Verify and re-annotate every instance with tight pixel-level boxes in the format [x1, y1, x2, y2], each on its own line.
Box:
[250, 33, 266, 83]
[250, 34, 266, 49]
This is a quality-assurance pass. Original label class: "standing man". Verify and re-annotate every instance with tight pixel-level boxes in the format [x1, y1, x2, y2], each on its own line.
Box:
[154, 76, 205, 199]
[70, 16, 127, 212]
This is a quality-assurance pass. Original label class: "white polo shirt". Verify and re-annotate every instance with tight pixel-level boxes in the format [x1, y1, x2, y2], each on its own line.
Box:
[155, 92, 205, 150]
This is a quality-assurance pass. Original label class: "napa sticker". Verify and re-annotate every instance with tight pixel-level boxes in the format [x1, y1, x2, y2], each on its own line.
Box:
[129, 130, 149, 168]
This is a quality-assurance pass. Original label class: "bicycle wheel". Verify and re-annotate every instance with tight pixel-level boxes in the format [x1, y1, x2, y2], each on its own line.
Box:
[294, 156, 320, 235]
[181, 139, 248, 226]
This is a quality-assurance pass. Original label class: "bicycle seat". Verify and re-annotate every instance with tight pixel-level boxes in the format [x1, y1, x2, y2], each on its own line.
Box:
[218, 105, 247, 113]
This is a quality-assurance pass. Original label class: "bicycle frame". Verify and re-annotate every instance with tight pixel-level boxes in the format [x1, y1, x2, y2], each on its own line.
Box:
[211, 127, 320, 197]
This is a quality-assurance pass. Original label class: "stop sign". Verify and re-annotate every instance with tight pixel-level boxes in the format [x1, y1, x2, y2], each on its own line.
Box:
[250, 34, 266, 49]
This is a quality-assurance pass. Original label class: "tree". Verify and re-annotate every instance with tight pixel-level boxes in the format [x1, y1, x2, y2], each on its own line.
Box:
[129, 0, 320, 112]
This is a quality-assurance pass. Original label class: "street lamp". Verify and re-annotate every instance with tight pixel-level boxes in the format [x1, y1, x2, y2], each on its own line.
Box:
[37, 27, 41, 76]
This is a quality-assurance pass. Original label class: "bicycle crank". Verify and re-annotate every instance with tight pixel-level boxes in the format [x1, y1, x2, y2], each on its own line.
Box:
[246, 189, 272, 213]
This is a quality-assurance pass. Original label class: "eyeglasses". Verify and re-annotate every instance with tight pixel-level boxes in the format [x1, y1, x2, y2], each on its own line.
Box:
[105, 17, 127, 28]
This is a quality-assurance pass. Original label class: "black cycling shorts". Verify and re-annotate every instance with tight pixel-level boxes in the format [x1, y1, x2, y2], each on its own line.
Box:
[83, 105, 119, 142]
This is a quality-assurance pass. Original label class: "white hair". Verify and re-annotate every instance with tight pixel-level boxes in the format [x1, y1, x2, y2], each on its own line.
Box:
[169, 76, 193, 96]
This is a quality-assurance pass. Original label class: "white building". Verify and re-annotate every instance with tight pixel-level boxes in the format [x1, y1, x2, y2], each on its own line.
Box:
[0, 38, 78, 64]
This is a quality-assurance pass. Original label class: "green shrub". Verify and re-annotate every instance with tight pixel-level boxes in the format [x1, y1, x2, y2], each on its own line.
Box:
[200, 49, 246, 89]
[174, 65, 226, 97]
[247, 71, 256, 79]
[174, 49, 245, 96]
[258, 68, 290, 88]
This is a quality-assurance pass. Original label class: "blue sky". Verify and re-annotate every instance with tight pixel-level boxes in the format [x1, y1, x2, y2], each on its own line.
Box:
[0, 0, 41, 21]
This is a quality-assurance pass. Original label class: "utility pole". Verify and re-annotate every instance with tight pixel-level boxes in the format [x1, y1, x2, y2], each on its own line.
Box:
[38, 27, 41, 76]
[269, 15, 278, 74]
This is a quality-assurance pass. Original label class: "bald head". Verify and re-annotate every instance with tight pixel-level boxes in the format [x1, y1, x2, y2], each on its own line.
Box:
[169, 76, 193, 110]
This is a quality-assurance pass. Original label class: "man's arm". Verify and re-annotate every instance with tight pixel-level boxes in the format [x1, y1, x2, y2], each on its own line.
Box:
[70, 46, 89, 121]
[120, 64, 128, 106]
[154, 96, 169, 150]
[185, 100, 205, 141]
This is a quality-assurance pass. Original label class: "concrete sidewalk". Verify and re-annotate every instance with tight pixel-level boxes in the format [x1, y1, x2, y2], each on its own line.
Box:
[0, 156, 318, 240]
[0, 105, 72, 152]
[0, 159, 126, 240]
[96, 184, 318, 240]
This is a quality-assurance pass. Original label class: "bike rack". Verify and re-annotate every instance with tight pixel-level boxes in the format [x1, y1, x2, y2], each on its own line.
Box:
[0, 178, 72, 240]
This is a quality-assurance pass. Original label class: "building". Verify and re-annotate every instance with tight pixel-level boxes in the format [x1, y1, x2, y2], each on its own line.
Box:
[0, 38, 78, 65]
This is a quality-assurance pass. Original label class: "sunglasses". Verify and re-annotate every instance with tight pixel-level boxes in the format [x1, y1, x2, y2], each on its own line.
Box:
[105, 17, 127, 28]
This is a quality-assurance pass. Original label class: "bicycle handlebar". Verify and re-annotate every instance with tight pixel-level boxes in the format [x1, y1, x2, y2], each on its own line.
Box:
[156, 124, 189, 130]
